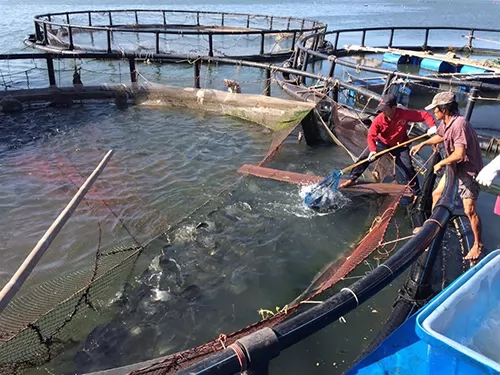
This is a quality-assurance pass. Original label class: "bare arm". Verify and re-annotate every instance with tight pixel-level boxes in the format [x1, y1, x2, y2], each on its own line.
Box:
[403, 109, 436, 129]
[439, 145, 465, 165]
[433, 145, 466, 173]
[410, 134, 443, 156]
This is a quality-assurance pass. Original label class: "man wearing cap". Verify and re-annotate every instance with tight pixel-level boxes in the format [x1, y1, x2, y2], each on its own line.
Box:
[410, 91, 484, 261]
[339, 93, 437, 198]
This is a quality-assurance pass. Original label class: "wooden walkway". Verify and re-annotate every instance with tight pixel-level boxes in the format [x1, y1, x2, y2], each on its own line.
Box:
[238, 164, 411, 196]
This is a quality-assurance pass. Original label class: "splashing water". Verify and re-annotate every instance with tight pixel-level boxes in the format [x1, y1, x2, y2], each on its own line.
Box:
[300, 184, 351, 214]
[303, 170, 342, 209]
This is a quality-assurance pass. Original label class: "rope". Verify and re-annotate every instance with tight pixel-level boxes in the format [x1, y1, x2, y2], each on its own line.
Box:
[228, 343, 248, 372]
[477, 95, 500, 102]
[466, 35, 500, 46]
[423, 218, 443, 229]
[378, 234, 415, 247]
[341, 287, 359, 307]
[379, 263, 394, 276]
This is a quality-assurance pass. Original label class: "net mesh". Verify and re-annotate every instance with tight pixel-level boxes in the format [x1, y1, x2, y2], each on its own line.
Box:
[40, 11, 323, 57]
[0, 99, 408, 375]
[0, 150, 173, 373]
[0, 100, 308, 373]
[124, 190, 405, 375]
[113, 103, 408, 375]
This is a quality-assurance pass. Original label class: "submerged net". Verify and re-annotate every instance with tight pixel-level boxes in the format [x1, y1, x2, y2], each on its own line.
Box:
[0, 99, 310, 373]
[108, 103, 408, 374]
[0, 151, 171, 373]
[124, 189, 406, 375]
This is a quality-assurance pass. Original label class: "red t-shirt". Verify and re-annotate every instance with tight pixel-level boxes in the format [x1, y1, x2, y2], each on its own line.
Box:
[368, 108, 436, 151]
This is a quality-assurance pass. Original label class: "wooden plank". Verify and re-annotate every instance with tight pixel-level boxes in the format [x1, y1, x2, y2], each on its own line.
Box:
[344, 44, 500, 73]
[238, 164, 411, 196]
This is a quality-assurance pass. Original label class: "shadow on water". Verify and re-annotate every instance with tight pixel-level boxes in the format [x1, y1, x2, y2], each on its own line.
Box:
[0, 108, 82, 154]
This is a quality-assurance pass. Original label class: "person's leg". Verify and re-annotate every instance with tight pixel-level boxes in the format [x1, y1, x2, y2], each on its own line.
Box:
[459, 174, 483, 260]
[340, 147, 371, 188]
[340, 142, 386, 188]
[431, 174, 446, 211]
[394, 147, 421, 196]
[463, 198, 483, 260]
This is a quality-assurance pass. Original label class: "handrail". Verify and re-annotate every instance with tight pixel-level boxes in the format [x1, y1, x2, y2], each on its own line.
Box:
[32, 9, 326, 36]
[30, 9, 327, 57]
[34, 9, 324, 27]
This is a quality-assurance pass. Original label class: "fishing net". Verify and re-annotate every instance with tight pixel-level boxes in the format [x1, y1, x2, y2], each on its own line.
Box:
[39, 11, 324, 57]
[0, 96, 312, 374]
[0, 151, 171, 373]
[90, 103, 410, 375]
[0, 75, 410, 375]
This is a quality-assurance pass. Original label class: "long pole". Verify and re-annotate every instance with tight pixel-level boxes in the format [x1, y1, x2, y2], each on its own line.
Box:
[0, 150, 114, 314]
[342, 133, 428, 174]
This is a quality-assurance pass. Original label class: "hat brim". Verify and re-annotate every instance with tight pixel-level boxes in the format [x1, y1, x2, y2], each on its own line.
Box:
[376, 103, 390, 112]
[424, 103, 437, 111]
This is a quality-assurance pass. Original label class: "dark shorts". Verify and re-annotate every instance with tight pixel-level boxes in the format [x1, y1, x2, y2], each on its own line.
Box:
[458, 172, 480, 200]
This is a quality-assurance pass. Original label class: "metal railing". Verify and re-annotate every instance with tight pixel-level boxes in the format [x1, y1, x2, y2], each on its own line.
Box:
[30, 10, 327, 58]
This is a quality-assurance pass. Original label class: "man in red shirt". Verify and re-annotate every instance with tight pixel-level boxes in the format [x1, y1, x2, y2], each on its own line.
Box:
[411, 92, 484, 261]
[340, 94, 437, 197]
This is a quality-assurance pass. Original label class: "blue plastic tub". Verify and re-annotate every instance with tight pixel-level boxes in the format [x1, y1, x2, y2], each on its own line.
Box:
[416, 249, 500, 375]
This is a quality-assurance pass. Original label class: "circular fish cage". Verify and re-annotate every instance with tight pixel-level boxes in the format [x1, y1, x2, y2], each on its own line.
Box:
[0, 21, 497, 375]
[25, 9, 327, 60]
[290, 26, 500, 103]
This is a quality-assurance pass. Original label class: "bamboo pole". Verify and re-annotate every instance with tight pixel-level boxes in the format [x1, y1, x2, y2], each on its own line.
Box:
[342, 133, 428, 174]
[0, 149, 114, 314]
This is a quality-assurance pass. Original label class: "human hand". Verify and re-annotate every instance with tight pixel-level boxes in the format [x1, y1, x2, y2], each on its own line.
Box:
[433, 162, 444, 174]
[410, 144, 422, 156]
[427, 126, 437, 136]
[368, 151, 377, 162]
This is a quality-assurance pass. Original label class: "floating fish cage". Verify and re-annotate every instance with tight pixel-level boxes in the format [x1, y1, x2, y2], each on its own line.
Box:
[291, 26, 500, 109]
[25, 9, 327, 60]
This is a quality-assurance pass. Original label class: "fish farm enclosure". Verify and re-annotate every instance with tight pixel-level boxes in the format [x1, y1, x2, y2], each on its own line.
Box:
[0, 8, 499, 375]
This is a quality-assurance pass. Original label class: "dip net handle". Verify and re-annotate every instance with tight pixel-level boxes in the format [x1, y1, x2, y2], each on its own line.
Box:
[0, 150, 114, 314]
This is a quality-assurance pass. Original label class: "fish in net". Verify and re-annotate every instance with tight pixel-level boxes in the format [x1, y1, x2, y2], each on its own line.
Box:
[122, 189, 407, 375]
[0, 99, 408, 375]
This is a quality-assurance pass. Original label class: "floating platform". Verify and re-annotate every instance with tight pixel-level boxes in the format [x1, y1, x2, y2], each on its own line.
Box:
[238, 164, 411, 196]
